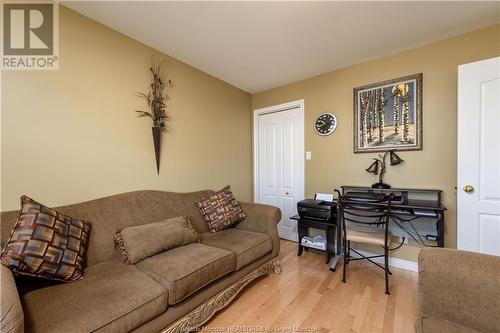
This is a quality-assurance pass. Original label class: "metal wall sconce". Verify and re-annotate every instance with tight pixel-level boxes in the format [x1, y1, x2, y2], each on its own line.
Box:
[365, 150, 404, 189]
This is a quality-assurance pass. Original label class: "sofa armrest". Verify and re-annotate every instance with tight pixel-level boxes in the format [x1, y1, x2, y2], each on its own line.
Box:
[236, 202, 282, 258]
[417, 248, 500, 333]
[1, 265, 24, 333]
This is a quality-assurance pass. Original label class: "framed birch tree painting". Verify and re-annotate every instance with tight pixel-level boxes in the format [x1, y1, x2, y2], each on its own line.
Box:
[353, 73, 423, 153]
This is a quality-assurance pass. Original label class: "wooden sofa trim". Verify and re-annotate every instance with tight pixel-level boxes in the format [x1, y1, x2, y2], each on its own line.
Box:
[160, 258, 281, 333]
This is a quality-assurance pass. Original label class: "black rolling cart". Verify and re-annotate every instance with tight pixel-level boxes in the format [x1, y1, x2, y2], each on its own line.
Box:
[290, 202, 342, 269]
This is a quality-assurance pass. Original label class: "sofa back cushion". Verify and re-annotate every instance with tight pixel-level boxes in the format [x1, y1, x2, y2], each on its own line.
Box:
[0, 190, 213, 267]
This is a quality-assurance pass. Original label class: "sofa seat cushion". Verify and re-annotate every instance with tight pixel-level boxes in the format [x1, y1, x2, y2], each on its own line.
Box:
[201, 228, 272, 270]
[137, 243, 235, 305]
[22, 260, 168, 333]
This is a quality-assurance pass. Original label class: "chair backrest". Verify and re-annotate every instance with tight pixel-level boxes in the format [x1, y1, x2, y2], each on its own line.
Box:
[334, 189, 394, 238]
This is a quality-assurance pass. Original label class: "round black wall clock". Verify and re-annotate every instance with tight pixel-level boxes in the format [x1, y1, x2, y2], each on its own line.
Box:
[314, 113, 337, 136]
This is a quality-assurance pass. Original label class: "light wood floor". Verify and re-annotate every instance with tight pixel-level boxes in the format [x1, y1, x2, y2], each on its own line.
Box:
[205, 240, 418, 333]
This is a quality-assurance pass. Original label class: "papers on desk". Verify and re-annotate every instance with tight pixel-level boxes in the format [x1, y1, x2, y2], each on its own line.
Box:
[412, 209, 437, 217]
[301, 235, 327, 250]
[315, 193, 334, 202]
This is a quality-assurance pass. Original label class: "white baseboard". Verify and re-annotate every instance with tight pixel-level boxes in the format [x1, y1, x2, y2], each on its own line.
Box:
[349, 249, 418, 273]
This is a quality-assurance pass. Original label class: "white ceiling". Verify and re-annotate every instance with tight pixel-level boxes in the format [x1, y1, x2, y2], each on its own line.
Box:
[63, 1, 499, 93]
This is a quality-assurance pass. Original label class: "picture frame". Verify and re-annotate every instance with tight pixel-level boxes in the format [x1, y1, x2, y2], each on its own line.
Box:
[353, 73, 423, 153]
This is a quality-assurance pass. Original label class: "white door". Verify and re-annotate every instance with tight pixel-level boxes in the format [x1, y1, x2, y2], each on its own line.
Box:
[458, 57, 500, 255]
[255, 102, 304, 241]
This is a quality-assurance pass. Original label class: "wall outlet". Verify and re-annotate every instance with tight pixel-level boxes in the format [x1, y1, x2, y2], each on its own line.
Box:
[399, 236, 409, 244]
[305, 151, 312, 160]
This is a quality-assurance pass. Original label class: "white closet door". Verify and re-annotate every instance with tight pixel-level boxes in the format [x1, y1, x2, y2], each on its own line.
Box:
[257, 106, 303, 241]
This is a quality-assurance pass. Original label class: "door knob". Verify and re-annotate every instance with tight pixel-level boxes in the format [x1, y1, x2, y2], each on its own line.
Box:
[285, 192, 290, 195]
[463, 185, 474, 193]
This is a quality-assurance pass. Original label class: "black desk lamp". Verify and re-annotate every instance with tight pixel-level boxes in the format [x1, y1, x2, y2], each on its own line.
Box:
[365, 150, 404, 189]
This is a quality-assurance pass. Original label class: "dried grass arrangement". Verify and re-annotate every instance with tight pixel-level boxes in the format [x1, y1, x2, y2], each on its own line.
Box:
[135, 56, 173, 128]
[135, 56, 173, 174]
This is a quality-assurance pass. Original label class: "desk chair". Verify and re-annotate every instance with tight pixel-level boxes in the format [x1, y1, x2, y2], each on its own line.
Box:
[335, 189, 394, 294]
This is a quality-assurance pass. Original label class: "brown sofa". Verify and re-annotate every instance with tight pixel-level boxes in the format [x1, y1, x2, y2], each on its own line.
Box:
[0, 190, 282, 333]
[417, 248, 500, 333]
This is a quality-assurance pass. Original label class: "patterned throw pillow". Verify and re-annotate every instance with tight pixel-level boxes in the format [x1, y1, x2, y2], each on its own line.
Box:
[0, 196, 92, 282]
[195, 185, 246, 232]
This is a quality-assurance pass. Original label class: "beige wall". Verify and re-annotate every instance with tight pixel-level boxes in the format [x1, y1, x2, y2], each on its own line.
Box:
[1, 6, 252, 211]
[2, 6, 498, 261]
[253, 25, 500, 261]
